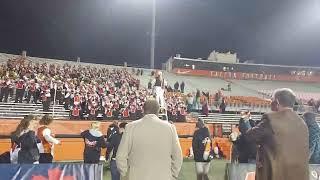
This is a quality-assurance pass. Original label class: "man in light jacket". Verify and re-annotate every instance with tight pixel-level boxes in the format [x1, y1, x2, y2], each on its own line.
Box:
[116, 99, 183, 180]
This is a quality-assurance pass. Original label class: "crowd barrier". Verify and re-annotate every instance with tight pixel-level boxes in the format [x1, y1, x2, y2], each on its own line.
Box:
[0, 163, 103, 180]
[225, 163, 320, 180]
[0, 119, 232, 160]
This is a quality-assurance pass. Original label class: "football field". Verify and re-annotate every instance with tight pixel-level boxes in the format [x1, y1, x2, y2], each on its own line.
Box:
[103, 159, 228, 180]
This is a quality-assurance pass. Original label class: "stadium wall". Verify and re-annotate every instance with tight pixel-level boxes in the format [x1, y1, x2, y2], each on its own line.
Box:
[0, 120, 231, 160]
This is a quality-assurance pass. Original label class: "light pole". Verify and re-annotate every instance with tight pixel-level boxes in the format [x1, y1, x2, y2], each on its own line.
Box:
[150, 0, 156, 69]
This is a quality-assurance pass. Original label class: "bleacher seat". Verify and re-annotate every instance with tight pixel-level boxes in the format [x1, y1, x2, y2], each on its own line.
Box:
[0, 102, 69, 119]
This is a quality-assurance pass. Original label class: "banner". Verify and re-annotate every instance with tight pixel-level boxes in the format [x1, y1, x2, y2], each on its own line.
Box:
[226, 163, 320, 180]
[0, 163, 103, 180]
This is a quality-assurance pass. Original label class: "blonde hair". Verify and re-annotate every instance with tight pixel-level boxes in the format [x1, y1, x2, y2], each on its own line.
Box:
[91, 121, 101, 130]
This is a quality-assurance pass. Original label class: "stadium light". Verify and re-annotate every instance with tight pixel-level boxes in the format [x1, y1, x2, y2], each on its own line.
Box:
[150, 0, 156, 69]
[127, 0, 156, 69]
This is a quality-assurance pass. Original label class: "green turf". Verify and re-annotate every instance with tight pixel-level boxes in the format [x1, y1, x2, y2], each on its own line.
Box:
[103, 159, 228, 180]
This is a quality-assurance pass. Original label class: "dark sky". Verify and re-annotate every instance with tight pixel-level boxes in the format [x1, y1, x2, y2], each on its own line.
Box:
[0, 0, 320, 68]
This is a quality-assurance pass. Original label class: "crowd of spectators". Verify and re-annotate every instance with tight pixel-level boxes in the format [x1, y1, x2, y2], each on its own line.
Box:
[307, 98, 320, 113]
[0, 57, 188, 121]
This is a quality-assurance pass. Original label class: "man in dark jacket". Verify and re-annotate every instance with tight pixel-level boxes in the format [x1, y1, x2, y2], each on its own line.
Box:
[245, 88, 309, 180]
[107, 121, 119, 142]
[180, 81, 185, 93]
[106, 122, 127, 180]
[192, 119, 211, 180]
[174, 82, 179, 92]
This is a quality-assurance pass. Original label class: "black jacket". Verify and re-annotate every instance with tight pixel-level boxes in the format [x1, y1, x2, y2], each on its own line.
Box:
[192, 127, 211, 162]
[81, 130, 107, 163]
[236, 118, 257, 163]
[106, 124, 119, 142]
[17, 131, 40, 164]
[106, 133, 123, 160]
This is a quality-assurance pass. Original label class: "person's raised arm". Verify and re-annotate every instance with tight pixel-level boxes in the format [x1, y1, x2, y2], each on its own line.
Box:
[170, 124, 183, 180]
[245, 114, 273, 144]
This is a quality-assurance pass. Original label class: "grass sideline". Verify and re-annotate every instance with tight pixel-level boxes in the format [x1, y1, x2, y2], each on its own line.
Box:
[103, 159, 228, 180]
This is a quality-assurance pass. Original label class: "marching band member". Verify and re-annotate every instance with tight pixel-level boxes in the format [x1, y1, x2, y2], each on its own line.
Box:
[130, 103, 137, 120]
[37, 115, 61, 163]
[121, 106, 130, 120]
[42, 89, 51, 112]
[152, 71, 167, 108]
[71, 105, 81, 119]
[15, 79, 25, 103]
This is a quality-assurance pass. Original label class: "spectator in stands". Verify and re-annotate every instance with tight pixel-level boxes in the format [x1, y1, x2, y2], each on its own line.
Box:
[14, 115, 40, 164]
[174, 81, 179, 92]
[308, 98, 316, 107]
[15, 79, 25, 103]
[214, 92, 220, 108]
[219, 97, 226, 113]
[116, 99, 183, 180]
[202, 100, 209, 117]
[0, 77, 10, 102]
[148, 80, 152, 89]
[26, 80, 38, 104]
[71, 105, 81, 119]
[41, 89, 51, 112]
[192, 119, 211, 180]
[202, 91, 209, 100]
[106, 122, 127, 180]
[227, 82, 231, 91]
[180, 81, 185, 93]
[81, 121, 107, 163]
[303, 112, 320, 164]
[166, 85, 173, 92]
[186, 93, 194, 112]
[195, 90, 201, 110]
[37, 115, 61, 163]
[245, 88, 309, 180]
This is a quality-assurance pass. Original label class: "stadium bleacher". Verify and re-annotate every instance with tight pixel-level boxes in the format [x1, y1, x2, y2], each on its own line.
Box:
[0, 102, 69, 119]
[1, 52, 319, 122]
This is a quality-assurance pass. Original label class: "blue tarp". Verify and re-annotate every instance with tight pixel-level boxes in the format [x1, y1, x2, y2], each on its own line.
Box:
[0, 163, 103, 180]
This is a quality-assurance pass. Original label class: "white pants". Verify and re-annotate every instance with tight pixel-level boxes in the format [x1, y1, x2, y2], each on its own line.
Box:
[154, 86, 165, 107]
[195, 162, 211, 175]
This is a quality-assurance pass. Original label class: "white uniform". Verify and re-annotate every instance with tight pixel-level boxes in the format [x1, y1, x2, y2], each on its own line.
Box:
[152, 78, 166, 108]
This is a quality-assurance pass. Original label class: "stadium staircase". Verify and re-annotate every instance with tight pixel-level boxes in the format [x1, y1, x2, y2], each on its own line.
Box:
[0, 102, 69, 119]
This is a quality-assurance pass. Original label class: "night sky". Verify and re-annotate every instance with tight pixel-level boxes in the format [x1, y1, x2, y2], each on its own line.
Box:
[0, 0, 320, 68]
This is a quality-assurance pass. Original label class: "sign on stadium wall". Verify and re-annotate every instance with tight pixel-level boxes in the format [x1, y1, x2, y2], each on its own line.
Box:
[226, 163, 320, 180]
[0, 163, 103, 180]
[173, 68, 320, 82]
